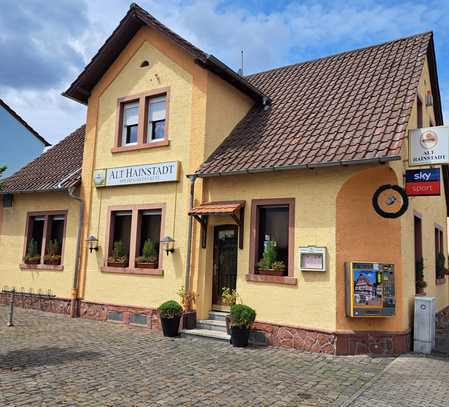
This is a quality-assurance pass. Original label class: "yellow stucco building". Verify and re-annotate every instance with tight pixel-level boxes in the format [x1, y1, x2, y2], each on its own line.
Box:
[1, 4, 448, 354]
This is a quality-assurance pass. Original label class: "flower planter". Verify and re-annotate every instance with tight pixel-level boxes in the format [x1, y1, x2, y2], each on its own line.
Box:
[24, 257, 41, 265]
[231, 326, 250, 347]
[160, 315, 181, 337]
[182, 311, 197, 330]
[107, 261, 129, 268]
[257, 268, 284, 277]
[135, 261, 158, 269]
[44, 256, 62, 266]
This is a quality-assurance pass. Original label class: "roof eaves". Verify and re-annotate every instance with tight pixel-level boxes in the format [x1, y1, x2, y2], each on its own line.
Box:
[194, 155, 402, 178]
[63, 3, 267, 105]
[0, 98, 50, 146]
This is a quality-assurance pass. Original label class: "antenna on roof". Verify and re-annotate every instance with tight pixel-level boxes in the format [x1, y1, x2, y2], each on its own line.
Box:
[237, 49, 244, 76]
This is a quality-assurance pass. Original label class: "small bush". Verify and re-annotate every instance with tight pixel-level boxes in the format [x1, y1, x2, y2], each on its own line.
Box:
[158, 300, 183, 319]
[230, 304, 256, 329]
[142, 239, 157, 260]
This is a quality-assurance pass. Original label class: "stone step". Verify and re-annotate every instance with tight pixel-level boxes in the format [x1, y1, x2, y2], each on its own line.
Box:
[181, 328, 230, 342]
[208, 311, 228, 321]
[197, 319, 227, 333]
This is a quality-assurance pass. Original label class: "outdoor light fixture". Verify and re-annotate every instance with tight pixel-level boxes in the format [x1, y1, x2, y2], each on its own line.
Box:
[86, 234, 99, 253]
[160, 236, 175, 255]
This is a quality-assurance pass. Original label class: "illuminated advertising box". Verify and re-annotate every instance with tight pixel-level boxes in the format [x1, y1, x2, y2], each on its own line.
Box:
[345, 262, 396, 317]
[405, 168, 440, 196]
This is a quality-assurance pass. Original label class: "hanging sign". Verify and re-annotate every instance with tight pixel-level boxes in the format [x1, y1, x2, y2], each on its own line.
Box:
[93, 161, 179, 187]
[405, 168, 440, 196]
[409, 126, 449, 166]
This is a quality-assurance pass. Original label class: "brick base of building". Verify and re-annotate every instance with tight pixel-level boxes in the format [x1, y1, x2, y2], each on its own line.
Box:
[436, 305, 449, 329]
[252, 321, 411, 355]
[1, 293, 412, 355]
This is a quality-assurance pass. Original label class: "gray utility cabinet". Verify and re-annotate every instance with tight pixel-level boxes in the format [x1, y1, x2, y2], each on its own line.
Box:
[414, 296, 436, 354]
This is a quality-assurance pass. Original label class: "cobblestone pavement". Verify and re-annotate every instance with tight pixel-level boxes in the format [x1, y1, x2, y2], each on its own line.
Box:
[0, 307, 445, 406]
[346, 354, 449, 407]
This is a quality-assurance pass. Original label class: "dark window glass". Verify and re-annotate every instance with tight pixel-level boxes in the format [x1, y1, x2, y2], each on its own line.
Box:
[417, 97, 423, 128]
[110, 211, 132, 256]
[151, 120, 165, 140]
[29, 216, 45, 257]
[257, 206, 289, 275]
[137, 210, 161, 257]
[125, 124, 138, 144]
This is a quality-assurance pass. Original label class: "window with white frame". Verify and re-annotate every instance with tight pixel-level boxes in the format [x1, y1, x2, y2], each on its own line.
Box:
[146, 95, 166, 142]
[121, 101, 139, 146]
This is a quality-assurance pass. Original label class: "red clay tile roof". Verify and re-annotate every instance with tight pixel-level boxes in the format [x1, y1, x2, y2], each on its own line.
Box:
[190, 202, 244, 216]
[63, 3, 267, 105]
[0, 125, 85, 194]
[0, 98, 50, 147]
[197, 32, 442, 176]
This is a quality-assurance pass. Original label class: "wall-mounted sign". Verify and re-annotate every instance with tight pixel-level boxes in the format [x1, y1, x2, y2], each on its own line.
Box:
[405, 168, 440, 196]
[299, 246, 326, 272]
[93, 161, 179, 188]
[409, 126, 449, 166]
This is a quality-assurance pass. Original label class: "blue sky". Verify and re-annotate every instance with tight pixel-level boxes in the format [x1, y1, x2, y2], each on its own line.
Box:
[2, 0, 449, 144]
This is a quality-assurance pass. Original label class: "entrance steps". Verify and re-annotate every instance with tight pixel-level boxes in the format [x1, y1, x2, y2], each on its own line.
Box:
[181, 311, 230, 343]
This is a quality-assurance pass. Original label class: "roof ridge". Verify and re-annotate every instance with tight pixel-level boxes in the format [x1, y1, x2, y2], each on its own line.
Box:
[246, 31, 432, 79]
[0, 97, 50, 146]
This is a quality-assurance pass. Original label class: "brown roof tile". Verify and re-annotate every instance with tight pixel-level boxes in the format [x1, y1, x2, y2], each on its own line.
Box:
[0, 125, 85, 194]
[197, 32, 441, 176]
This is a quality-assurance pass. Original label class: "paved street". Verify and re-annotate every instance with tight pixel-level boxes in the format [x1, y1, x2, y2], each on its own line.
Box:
[0, 307, 448, 406]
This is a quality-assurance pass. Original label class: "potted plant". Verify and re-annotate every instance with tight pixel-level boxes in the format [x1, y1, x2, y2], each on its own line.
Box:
[107, 240, 129, 267]
[416, 257, 427, 295]
[256, 240, 285, 276]
[24, 239, 41, 265]
[221, 287, 241, 334]
[436, 252, 448, 279]
[135, 239, 158, 269]
[43, 239, 61, 265]
[177, 286, 197, 330]
[229, 304, 256, 347]
[158, 300, 183, 337]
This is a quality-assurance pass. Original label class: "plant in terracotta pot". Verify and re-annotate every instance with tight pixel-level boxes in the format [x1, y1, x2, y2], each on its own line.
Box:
[256, 240, 285, 276]
[158, 300, 183, 337]
[135, 239, 158, 269]
[43, 239, 62, 265]
[24, 239, 41, 265]
[221, 287, 241, 334]
[229, 304, 256, 347]
[415, 257, 427, 295]
[177, 286, 198, 329]
[107, 240, 128, 267]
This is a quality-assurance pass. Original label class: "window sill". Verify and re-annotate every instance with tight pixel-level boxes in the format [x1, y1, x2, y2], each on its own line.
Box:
[20, 263, 63, 272]
[111, 139, 169, 153]
[245, 273, 297, 285]
[101, 266, 164, 276]
[436, 277, 446, 285]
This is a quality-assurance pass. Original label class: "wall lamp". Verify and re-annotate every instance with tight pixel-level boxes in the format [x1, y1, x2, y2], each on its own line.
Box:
[160, 236, 175, 255]
[86, 235, 99, 253]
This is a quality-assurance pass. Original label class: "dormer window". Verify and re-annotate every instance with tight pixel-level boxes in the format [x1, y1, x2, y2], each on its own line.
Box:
[114, 88, 170, 152]
[122, 101, 139, 145]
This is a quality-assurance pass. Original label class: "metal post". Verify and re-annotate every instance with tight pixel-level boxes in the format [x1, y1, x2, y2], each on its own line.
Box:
[7, 288, 15, 327]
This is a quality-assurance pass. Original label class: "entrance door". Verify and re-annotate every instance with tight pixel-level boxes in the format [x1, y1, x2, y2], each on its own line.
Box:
[212, 225, 238, 307]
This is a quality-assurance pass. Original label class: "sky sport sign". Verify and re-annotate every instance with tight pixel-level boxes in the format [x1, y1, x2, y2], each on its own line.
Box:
[409, 126, 449, 166]
[405, 168, 440, 196]
[93, 161, 179, 187]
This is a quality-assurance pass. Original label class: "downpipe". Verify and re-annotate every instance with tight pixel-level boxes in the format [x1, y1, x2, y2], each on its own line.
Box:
[67, 187, 84, 318]
[184, 175, 197, 294]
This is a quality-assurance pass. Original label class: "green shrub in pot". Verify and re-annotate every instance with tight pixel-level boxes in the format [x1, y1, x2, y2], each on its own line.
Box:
[229, 304, 256, 347]
[158, 300, 183, 337]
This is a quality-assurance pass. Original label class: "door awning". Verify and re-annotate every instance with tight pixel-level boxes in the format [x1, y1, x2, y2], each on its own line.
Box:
[189, 202, 244, 217]
[189, 201, 245, 249]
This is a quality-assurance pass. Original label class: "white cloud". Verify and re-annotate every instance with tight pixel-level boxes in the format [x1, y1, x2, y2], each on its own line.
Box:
[4, 0, 449, 145]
